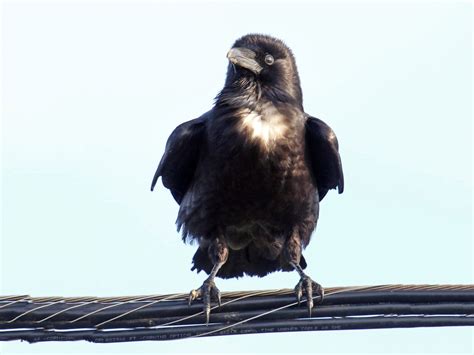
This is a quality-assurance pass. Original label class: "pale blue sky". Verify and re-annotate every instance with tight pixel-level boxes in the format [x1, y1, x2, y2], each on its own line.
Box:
[1, 1, 472, 354]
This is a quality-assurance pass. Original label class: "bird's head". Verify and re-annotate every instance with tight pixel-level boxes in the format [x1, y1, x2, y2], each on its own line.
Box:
[221, 34, 303, 109]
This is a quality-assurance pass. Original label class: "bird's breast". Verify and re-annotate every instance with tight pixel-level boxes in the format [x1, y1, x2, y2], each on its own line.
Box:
[237, 108, 290, 150]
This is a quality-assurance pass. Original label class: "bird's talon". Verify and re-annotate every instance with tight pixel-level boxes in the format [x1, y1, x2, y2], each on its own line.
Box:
[294, 283, 303, 305]
[188, 289, 201, 306]
[315, 283, 325, 304]
[294, 276, 324, 317]
[188, 279, 221, 324]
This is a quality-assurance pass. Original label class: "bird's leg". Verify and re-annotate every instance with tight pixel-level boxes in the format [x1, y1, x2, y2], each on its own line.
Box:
[285, 230, 324, 317]
[189, 237, 228, 324]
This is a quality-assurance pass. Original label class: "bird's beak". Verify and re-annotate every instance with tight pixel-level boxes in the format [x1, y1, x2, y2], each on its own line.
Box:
[227, 47, 263, 75]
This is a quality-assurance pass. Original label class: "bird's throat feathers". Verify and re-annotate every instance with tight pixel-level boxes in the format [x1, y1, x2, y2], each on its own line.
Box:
[213, 58, 305, 151]
[211, 102, 303, 152]
[238, 107, 290, 148]
[216, 78, 302, 112]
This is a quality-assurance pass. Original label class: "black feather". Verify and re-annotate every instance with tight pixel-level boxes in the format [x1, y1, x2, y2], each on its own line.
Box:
[152, 34, 343, 279]
[305, 116, 344, 201]
[151, 114, 207, 203]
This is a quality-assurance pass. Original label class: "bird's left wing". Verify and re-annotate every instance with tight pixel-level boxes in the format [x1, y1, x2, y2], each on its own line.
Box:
[151, 114, 207, 204]
[305, 115, 344, 201]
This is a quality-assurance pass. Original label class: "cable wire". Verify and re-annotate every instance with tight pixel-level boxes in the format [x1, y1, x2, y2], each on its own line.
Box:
[0, 284, 472, 343]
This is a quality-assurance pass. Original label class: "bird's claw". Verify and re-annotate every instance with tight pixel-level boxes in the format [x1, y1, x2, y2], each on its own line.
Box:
[294, 276, 324, 317]
[188, 279, 221, 324]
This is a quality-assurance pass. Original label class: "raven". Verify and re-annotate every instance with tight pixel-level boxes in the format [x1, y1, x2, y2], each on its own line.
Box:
[151, 34, 343, 322]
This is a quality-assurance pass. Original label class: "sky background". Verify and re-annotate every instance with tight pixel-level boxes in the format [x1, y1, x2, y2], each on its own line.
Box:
[1, 0, 472, 354]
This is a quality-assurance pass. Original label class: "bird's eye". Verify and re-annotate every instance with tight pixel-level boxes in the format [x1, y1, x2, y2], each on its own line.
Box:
[264, 54, 274, 66]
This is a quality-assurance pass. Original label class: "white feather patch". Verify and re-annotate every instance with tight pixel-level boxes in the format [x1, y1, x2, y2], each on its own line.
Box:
[240, 111, 288, 147]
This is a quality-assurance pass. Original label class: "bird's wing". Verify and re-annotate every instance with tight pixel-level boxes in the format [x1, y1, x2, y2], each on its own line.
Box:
[150, 113, 207, 204]
[305, 115, 344, 201]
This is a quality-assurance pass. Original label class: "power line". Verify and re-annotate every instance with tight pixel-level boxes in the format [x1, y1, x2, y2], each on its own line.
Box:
[0, 284, 473, 343]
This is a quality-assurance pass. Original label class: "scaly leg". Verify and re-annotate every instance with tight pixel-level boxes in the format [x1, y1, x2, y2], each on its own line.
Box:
[189, 237, 228, 324]
[284, 228, 324, 317]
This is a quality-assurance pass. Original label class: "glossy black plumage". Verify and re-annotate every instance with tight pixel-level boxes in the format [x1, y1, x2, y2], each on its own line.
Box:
[151, 34, 343, 320]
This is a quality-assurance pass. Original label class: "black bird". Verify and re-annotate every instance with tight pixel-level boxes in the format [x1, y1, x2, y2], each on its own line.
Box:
[151, 34, 343, 322]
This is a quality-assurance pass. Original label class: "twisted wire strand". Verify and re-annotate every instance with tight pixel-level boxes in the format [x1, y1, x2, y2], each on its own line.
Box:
[0, 283, 473, 343]
[94, 294, 186, 328]
[3, 284, 473, 305]
[160, 289, 281, 327]
[2, 284, 474, 327]
[188, 285, 368, 339]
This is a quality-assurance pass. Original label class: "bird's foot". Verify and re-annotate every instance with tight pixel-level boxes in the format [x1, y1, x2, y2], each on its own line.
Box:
[188, 278, 221, 324]
[294, 275, 324, 317]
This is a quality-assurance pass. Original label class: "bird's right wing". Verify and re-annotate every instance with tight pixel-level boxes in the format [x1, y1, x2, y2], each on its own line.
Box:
[150, 114, 207, 204]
